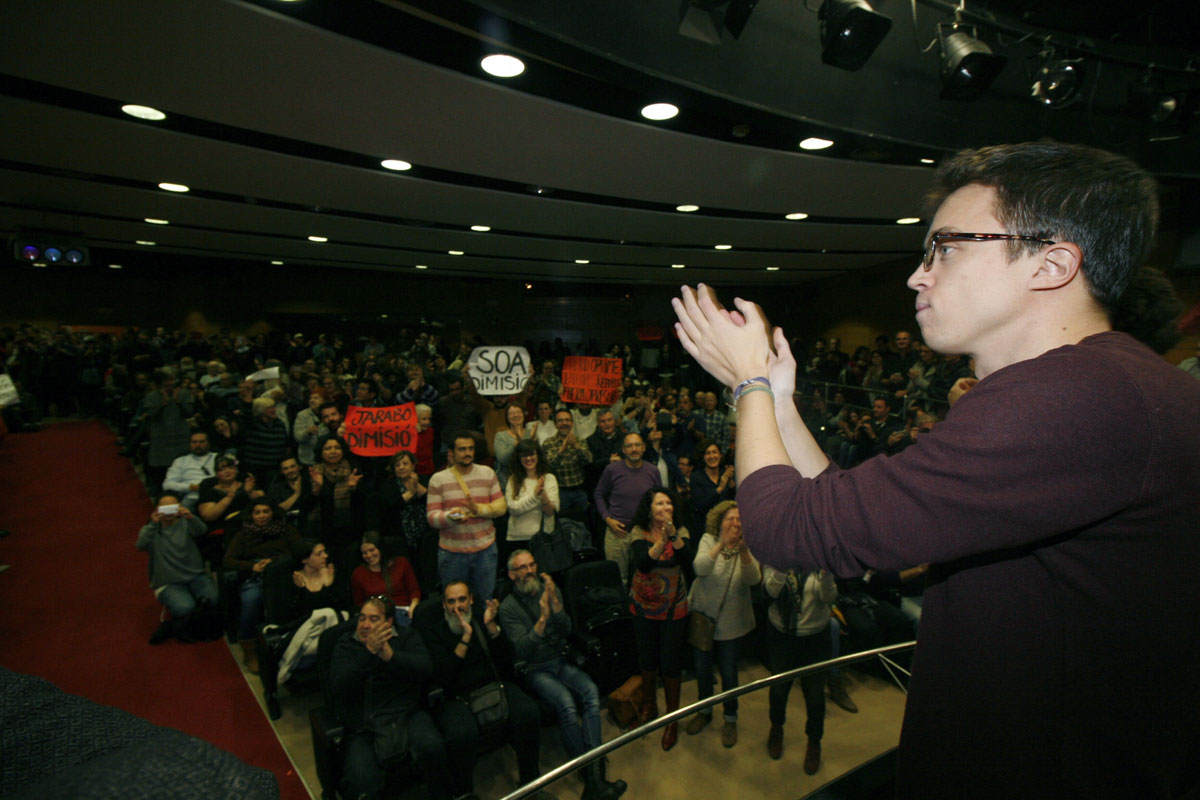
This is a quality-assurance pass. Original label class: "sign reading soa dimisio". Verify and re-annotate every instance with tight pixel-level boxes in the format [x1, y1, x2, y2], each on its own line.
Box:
[467, 346, 531, 395]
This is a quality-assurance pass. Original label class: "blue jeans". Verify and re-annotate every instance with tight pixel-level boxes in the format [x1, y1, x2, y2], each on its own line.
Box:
[525, 658, 602, 759]
[437, 542, 498, 608]
[693, 638, 741, 721]
[238, 576, 265, 640]
[558, 488, 588, 517]
[157, 574, 218, 618]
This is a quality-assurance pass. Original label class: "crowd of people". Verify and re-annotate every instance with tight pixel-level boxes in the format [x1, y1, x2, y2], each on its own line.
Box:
[0, 321, 940, 799]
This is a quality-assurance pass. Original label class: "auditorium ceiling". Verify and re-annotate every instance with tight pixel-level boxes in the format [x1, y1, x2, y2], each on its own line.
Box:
[1, 0, 1197, 287]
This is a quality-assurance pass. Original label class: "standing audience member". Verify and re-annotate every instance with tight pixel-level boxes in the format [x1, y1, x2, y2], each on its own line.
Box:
[492, 403, 530, 491]
[426, 433, 506, 608]
[136, 495, 217, 645]
[144, 368, 194, 492]
[241, 396, 291, 489]
[763, 567, 837, 774]
[504, 440, 559, 567]
[627, 488, 691, 751]
[309, 436, 365, 568]
[373, 451, 429, 559]
[543, 409, 593, 519]
[685, 501, 760, 747]
[294, 391, 325, 465]
[688, 440, 735, 529]
[594, 433, 661, 584]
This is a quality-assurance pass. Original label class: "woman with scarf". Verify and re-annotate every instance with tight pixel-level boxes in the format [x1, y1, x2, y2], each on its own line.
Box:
[684, 500, 760, 748]
[309, 434, 365, 573]
[223, 499, 300, 673]
[628, 486, 691, 751]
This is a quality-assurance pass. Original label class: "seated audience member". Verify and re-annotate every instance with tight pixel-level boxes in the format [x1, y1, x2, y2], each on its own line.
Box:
[543, 409, 593, 519]
[223, 500, 300, 674]
[197, 455, 262, 530]
[351, 531, 421, 624]
[627, 488, 690, 751]
[426, 433, 506, 609]
[418, 581, 545, 798]
[374, 450, 429, 557]
[504, 440, 559, 567]
[414, 404, 436, 477]
[289, 538, 346, 618]
[763, 567, 837, 774]
[595, 433, 662, 584]
[499, 550, 627, 799]
[266, 455, 316, 530]
[685, 500, 761, 747]
[332, 596, 454, 800]
[294, 391, 325, 465]
[136, 495, 217, 645]
[242, 396, 291, 488]
[162, 431, 217, 512]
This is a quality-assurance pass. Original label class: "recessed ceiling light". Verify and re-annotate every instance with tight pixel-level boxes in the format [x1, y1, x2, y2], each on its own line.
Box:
[380, 159, 412, 171]
[641, 103, 679, 121]
[785, 212, 809, 220]
[144, 217, 169, 225]
[525, 282, 533, 290]
[799, 137, 835, 150]
[32, 262, 47, 268]
[121, 104, 166, 121]
[574, 259, 590, 264]
[896, 217, 921, 225]
[714, 244, 732, 250]
[470, 225, 491, 232]
[109, 263, 123, 269]
[136, 240, 156, 246]
[671, 264, 686, 269]
[158, 182, 189, 192]
[766, 266, 781, 271]
[675, 204, 700, 213]
[448, 250, 464, 255]
[920, 158, 936, 164]
[270, 260, 284, 265]
[415, 264, 428, 270]
[308, 235, 328, 242]
[480, 54, 525, 78]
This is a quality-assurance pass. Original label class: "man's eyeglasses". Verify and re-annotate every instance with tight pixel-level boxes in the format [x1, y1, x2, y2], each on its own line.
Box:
[921, 232, 1056, 271]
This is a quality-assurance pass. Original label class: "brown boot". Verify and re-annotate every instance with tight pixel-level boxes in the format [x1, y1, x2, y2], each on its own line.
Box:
[803, 737, 821, 775]
[638, 670, 658, 724]
[239, 638, 260, 675]
[660, 677, 681, 751]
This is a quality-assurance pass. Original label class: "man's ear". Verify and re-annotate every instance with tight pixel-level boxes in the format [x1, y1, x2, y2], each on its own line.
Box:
[1030, 242, 1083, 291]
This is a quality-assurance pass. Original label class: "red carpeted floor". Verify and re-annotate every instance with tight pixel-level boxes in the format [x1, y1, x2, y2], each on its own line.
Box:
[0, 421, 309, 800]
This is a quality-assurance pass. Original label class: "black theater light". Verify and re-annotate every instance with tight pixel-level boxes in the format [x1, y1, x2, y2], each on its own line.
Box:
[819, 0, 892, 71]
[11, 238, 90, 266]
[939, 28, 1007, 100]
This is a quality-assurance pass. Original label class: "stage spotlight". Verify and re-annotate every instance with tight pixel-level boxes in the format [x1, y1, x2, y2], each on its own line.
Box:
[818, 0, 892, 71]
[1031, 58, 1084, 107]
[939, 29, 1006, 100]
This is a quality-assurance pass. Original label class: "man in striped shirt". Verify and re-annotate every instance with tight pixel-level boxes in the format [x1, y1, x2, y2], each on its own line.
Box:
[427, 432, 507, 609]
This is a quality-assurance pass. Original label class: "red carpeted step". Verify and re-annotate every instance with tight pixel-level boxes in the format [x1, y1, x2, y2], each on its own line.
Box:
[0, 420, 310, 799]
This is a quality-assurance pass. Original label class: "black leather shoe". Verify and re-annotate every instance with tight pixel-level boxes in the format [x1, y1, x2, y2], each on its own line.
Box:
[148, 620, 174, 645]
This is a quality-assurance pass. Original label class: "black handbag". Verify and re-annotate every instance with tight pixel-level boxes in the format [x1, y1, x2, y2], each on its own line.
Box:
[529, 527, 573, 574]
[468, 622, 510, 734]
[366, 681, 411, 769]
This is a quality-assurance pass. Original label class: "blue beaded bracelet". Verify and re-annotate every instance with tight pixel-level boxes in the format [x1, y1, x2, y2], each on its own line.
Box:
[732, 376, 771, 402]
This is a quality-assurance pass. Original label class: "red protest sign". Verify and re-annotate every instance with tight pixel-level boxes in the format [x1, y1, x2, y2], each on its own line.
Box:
[560, 356, 623, 406]
[344, 404, 417, 456]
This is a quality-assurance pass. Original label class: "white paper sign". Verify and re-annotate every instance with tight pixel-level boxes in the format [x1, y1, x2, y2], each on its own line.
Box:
[245, 366, 280, 382]
[467, 346, 531, 396]
[0, 374, 18, 406]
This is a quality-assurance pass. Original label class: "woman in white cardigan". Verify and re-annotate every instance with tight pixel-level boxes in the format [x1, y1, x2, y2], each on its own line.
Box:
[684, 500, 761, 748]
[503, 439, 559, 566]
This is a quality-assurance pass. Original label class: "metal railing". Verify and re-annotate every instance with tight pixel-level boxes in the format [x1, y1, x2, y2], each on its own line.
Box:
[499, 640, 916, 800]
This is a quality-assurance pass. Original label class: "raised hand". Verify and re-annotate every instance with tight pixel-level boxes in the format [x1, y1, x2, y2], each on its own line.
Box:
[309, 465, 324, 490]
[672, 284, 773, 389]
[347, 469, 364, 489]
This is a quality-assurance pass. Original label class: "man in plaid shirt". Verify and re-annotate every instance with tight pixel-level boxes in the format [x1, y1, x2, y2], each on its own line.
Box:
[544, 409, 592, 519]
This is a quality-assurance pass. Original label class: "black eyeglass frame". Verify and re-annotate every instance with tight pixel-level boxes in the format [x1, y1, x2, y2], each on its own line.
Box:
[921, 232, 1057, 271]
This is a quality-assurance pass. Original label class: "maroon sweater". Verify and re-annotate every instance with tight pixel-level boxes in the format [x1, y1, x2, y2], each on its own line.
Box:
[739, 332, 1200, 799]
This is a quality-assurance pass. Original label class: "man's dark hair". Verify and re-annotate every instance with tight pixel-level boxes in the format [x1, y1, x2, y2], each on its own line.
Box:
[356, 378, 378, 396]
[554, 408, 573, 421]
[1110, 266, 1184, 355]
[926, 140, 1159, 313]
[318, 401, 340, 416]
[452, 431, 476, 447]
